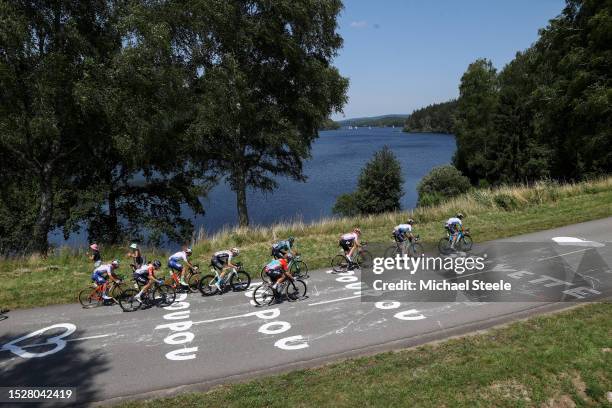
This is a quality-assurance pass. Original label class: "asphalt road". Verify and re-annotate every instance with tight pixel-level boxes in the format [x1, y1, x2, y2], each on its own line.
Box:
[0, 218, 611, 407]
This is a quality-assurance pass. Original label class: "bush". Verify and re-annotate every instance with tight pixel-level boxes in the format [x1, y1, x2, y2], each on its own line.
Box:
[493, 193, 519, 211]
[333, 146, 404, 216]
[417, 165, 471, 206]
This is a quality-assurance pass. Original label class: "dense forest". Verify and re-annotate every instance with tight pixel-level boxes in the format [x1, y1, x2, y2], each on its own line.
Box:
[454, 0, 611, 185]
[402, 100, 457, 134]
[0, 0, 348, 255]
[336, 114, 408, 128]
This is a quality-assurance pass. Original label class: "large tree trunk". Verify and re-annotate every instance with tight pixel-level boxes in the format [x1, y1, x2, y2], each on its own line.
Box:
[32, 164, 54, 255]
[234, 171, 249, 227]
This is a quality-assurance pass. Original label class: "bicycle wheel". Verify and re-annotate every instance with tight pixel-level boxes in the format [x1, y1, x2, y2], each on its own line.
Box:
[331, 254, 349, 273]
[78, 288, 101, 308]
[286, 279, 307, 302]
[384, 245, 401, 259]
[198, 274, 220, 296]
[253, 284, 276, 306]
[409, 243, 425, 258]
[187, 272, 201, 291]
[153, 284, 176, 307]
[438, 237, 452, 255]
[460, 236, 473, 251]
[118, 288, 141, 312]
[290, 260, 309, 279]
[356, 250, 373, 269]
[230, 271, 251, 291]
[260, 266, 271, 283]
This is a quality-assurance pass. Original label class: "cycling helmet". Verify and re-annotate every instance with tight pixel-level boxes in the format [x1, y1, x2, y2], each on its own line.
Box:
[129, 243, 138, 250]
[185, 247, 193, 254]
[456, 213, 464, 219]
[407, 218, 415, 224]
[288, 236, 295, 244]
[152, 260, 161, 268]
[111, 259, 120, 268]
[90, 243, 99, 251]
[353, 228, 362, 235]
[231, 247, 240, 255]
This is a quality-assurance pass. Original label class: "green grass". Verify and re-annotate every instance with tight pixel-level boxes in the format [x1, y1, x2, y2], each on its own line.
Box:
[116, 303, 612, 408]
[1, 177, 611, 310]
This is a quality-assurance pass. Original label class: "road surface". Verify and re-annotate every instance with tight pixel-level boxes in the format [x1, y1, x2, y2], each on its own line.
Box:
[0, 218, 611, 406]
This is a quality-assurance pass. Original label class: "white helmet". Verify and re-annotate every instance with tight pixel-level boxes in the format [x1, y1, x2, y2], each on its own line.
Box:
[231, 247, 240, 255]
[185, 247, 193, 254]
[129, 243, 138, 250]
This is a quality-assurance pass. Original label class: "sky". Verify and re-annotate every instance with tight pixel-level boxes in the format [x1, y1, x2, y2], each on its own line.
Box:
[331, 0, 566, 120]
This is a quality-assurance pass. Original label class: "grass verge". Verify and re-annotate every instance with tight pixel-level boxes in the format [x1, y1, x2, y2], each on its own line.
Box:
[1, 177, 611, 310]
[115, 302, 612, 408]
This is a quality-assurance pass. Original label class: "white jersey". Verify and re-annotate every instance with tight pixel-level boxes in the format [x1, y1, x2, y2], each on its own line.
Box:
[341, 232, 357, 241]
[134, 265, 149, 275]
[93, 264, 113, 275]
[446, 217, 462, 227]
[394, 224, 412, 233]
[214, 250, 233, 262]
[169, 251, 188, 262]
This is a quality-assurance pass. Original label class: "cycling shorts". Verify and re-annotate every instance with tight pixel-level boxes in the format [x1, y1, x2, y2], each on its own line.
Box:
[266, 268, 283, 282]
[339, 239, 354, 251]
[91, 272, 106, 285]
[133, 272, 149, 285]
[393, 231, 406, 243]
[211, 257, 225, 271]
[271, 247, 287, 259]
[168, 259, 183, 271]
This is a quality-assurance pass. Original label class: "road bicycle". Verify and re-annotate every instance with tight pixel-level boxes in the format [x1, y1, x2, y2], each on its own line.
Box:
[384, 234, 424, 259]
[252, 272, 307, 306]
[165, 264, 201, 292]
[331, 242, 373, 273]
[438, 228, 473, 255]
[260, 255, 309, 283]
[119, 279, 176, 312]
[198, 262, 251, 296]
[78, 276, 129, 308]
[0, 308, 8, 321]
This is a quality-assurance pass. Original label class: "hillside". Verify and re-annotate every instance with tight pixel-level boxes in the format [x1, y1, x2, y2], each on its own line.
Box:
[336, 114, 408, 128]
[403, 100, 457, 134]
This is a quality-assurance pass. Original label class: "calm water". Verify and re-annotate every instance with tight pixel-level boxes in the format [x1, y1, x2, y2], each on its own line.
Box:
[50, 127, 455, 248]
[193, 127, 456, 234]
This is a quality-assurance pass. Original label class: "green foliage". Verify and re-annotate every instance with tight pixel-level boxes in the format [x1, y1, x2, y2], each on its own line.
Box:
[320, 118, 341, 130]
[454, 0, 612, 184]
[337, 115, 408, 128]
[333, 146, 404, 216]
[403, 100, 457, 133]
[417, 165, 471, 206]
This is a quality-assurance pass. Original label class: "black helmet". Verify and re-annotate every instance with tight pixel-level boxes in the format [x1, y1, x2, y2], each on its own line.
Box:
[153, 260, 161, 268]
[288, 236, 295, 244]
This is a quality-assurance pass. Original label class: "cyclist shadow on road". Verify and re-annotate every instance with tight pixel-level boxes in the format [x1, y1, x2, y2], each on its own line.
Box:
[0, 328, 110, 405]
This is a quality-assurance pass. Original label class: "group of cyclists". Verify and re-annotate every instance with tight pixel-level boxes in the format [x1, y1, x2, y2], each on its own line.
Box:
[87, 213, 468, 303]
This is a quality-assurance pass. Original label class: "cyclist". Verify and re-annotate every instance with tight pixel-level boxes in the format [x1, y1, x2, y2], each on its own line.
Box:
[127, 243, 144, 270]
[132, 260, 162, 301]
[91, 260, 121, 301]
[393, 219, 415, 244]
[89, 243, 102, 267]
[168, 247, 194, 287]
[339, 228, 362, 270]
[263, 258, 292, 290]
[210, 247, 240, 290]
[271, 237, 296, 260]
[445, 213, 464, 249]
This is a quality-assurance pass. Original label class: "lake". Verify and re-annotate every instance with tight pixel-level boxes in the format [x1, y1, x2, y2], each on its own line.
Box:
[193, 127, 456, 234]
[50, 127, 456, 248]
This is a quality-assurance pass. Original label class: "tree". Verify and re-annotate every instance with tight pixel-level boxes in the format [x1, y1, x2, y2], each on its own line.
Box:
[0, 0, 119, 254]
[189, 0, 349, 226]
[403, 100, 457, 134]
[333, 146, 404, 216]
[453, 59, 499, 184]
[416, 165, 471, 207]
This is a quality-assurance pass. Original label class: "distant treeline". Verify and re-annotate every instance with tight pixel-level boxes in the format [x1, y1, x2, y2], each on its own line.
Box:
[453, 0, 611, 185]
[336, 115, 408, 128]
[402, 100, 457, 134]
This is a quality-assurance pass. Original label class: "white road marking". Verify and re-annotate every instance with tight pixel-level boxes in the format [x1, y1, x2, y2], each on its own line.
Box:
[307, 295, 361, 306]
[0, 333, 115, 352]
[537, 248, 592, 261]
